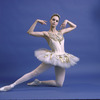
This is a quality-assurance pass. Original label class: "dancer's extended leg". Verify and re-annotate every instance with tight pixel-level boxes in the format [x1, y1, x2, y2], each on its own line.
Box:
[0, 62, 52, 91]
[39, 66, 66, 87]
[13, 63, 52, 86]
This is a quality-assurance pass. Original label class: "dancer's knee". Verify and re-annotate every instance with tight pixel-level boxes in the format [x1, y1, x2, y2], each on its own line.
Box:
[30, 70, 39, 77]
[56, 81, 64, 87]
[23, 70, 38, 79]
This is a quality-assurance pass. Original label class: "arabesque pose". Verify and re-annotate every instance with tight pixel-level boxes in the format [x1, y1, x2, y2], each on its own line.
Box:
[0, 14, 79, 91]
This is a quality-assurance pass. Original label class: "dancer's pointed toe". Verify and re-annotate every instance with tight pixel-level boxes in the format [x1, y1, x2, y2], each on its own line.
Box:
[0, 85, 13, 92]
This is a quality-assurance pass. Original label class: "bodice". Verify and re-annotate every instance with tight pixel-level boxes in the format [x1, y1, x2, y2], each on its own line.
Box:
[46, 31, 65, 54]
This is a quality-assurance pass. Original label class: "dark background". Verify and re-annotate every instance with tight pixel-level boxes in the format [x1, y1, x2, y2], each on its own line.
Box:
[0, 0, 100, 99]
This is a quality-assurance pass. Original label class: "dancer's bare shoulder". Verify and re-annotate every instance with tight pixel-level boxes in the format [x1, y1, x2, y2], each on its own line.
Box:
[43, 31, 49, 37]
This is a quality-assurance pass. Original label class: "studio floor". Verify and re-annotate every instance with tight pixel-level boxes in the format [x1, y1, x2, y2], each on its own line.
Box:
[0, 80, 100, 99]
[0, 63, 100, 99]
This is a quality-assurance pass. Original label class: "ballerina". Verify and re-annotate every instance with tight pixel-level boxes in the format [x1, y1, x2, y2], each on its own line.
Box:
[0, 13, 79, 91]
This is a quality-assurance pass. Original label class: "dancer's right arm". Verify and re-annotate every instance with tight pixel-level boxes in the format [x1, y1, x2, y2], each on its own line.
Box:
[27, 19, 47, 37]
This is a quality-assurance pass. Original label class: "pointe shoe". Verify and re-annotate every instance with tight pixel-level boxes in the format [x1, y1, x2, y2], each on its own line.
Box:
[0, 85, 14, 92]
[27, 79, 41, 86]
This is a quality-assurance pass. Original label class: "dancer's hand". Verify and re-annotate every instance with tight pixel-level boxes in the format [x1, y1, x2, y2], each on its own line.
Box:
[36, 19, 47, 25]
[60, 20, 68, 29]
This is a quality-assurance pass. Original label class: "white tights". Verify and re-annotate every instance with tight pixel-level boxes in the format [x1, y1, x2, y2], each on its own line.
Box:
[0, 62, 66, 91]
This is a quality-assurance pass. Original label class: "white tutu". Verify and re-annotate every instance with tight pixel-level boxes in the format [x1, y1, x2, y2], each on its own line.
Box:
[34, 48, 80, 68]
[34, 31, 80, 68]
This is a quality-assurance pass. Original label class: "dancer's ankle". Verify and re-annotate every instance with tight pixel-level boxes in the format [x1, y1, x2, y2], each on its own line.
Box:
[39, 81, 42, 85]
[10, 83, 16, 88]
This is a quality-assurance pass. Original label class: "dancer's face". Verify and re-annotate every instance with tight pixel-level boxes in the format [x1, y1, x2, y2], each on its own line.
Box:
[50, 16, 59, 27]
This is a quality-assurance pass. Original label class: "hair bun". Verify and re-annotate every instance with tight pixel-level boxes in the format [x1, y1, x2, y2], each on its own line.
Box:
[51, 13, 61, 20]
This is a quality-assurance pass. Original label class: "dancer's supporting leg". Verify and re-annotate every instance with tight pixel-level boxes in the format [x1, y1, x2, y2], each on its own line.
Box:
[0, 62, 52, 91]
[39, 66, 66, 87]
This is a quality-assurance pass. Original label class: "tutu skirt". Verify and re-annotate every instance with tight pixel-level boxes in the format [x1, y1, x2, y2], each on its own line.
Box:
[34, 48, 80, 68]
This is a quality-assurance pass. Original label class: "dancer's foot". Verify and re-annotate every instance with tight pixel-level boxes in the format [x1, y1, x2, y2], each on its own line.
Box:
[0, 84, 14, 91]
[27, 79, 41, 86]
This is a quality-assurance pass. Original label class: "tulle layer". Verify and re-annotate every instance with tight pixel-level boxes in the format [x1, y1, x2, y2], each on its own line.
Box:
[34, 48, 80, 68]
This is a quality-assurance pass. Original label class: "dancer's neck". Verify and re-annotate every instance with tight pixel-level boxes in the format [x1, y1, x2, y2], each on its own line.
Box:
[49, 26, 57, 33]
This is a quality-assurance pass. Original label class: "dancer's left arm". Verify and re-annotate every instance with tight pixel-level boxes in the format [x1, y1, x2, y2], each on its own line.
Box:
[60, 20, 77, 35]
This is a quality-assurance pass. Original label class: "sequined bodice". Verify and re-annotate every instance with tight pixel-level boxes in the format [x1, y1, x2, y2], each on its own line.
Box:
[47, 31, 65, 54]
